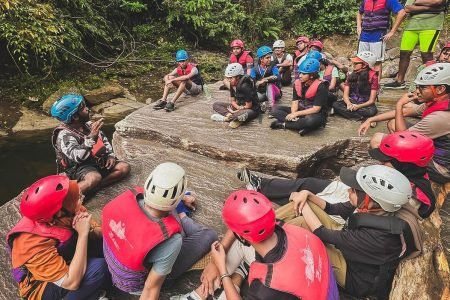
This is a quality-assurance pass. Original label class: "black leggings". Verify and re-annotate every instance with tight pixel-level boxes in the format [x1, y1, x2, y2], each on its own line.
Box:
[332, 100, 377, 120]
[271, 106, 326, 131]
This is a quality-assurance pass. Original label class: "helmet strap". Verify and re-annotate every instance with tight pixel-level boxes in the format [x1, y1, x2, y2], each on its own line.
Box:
[233, 232, 251, 247]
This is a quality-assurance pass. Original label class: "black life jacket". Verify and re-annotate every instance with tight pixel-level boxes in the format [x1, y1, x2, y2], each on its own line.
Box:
[235, 75, 258, 107]
[271, 53, 288, 66]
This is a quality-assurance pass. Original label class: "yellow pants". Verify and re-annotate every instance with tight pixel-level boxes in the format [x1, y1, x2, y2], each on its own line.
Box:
[276, 201, 347, 287]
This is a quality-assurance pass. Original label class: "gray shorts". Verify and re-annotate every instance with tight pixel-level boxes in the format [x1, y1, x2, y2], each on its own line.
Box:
[186, 82, 202, 95]
[358, 41, 385, 62]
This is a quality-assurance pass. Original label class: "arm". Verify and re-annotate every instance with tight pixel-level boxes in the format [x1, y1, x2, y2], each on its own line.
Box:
[329, 77, 337, 91]
[405, 4, 440, 12]
[210, 241, 241, 300]
[291, 100, 299, 113]
[171, 67, 199, 82]
[294, 105, 322, 116]
[277, 56, 293, 68]
[356, 11, 363, 36]
[395, 93, 420, 131]
[354, 89, 377, 109]
[383, 9, 406, 41]
[300, 202, 323, 231]
[230, 97, 240, 110]
[343, 85, 352, 107]
[413, 0, 444, 6]
[139, 270, 166, 300]
[290, 190, 327, 217]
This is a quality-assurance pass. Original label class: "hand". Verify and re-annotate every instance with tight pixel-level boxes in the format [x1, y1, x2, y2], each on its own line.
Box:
[346, 103, 354, 111]
[351, 104, 360, 111]
[88, 118, 104, 140]
[285, 113, 297, 121]
[383, 31, 395, 42]
[182, 192, 197, 210]
[200, 260, 220, 296]
[165, 79, 173, 85]
[397, 92, 418, 108]
[256, 79, 267, 87]
[290, 191, 310, 216]
[227, 105, 237, 113]
[210, 241, 227, 274]
[72, 212, 92, 236]
[105, 156, 116, 169]
[358, 120, 371, 136]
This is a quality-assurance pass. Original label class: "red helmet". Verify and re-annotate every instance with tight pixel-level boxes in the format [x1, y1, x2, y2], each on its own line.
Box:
[231, 39, 245, 49]
[20, 175, 70, 222]
[309, 40, 324, 51]
[442, 41, 450, 51]
[296, 36, 310, 44]
[222, 190, 275, 244]
[369, 131, 435, 167]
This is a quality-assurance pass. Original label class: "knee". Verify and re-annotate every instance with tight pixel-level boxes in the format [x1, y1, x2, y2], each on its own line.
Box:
[117, 162, 130, 177]
[84, 172, 102, 186]
[203, 228, 219, 245]
[85, 258, 110, 286]
[370, 132, 384, 149]
[386, 119, 395, 132]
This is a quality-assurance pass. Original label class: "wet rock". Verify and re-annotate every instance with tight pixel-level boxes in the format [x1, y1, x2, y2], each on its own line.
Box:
[383, 59, 399, 78]
[12, 108, 59, 133]
[84, 84, 124, 105]
[42, 87, 82, 114]
[405, 58, 423, 82]
[385, 47, 400, 60]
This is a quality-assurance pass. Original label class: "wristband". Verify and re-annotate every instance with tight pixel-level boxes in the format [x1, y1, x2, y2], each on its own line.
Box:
[220, 273, 231, 282]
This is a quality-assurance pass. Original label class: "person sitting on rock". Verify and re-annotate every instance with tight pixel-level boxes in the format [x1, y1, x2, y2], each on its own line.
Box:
[270, 57, 329, 135]
[51, 93, 130, 196]
[102, 162, 218, 299]
[172, 190, 339, 300]
[220, 39, 254, 90]
[295, 40, 324, 73]
[293, 36, 310, 79]
[283, 165, 422, 300]
[6, 175, 110, 300]
[211, 63, 260, 129]
[332, 51, 379, 121]
[359, 63, 450, 184]
[272, 40, 293, 86]
[250, 45, 281, 112]
[153, 49, 204, 112]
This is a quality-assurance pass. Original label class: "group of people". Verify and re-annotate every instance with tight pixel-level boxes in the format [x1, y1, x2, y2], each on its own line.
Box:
[6, 0, 450, 298]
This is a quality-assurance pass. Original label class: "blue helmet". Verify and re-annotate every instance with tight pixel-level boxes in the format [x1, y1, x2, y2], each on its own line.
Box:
[256, 46, 273, 58]
[298, 58, 320, 74]
[51, 94, 84, 123]
[176, 49, 189, 62]
[306, 50, 322, 61]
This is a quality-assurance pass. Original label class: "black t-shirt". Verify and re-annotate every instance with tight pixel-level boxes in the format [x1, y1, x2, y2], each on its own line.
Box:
[247, 226, 299, 300]
[292, 81, 329, 109]
[230, 77, 259, 109]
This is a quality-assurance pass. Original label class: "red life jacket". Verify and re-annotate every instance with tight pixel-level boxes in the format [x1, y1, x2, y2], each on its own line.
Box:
[421, 98, 450, 119]
[362, 0, 390, 32]
[248, 223, 332, 300]
[294, 79, 322, 109]
[322, 65, 335, 82]
[177, 63, 197, 76]
[230, 50, 252, 68]
[7, 217, 75, 283]
[102, 187, 182, 271]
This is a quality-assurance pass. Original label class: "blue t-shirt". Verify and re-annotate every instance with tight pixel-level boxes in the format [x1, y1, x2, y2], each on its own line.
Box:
[250, 65, 280, 79]
[359, 0, 404, 42]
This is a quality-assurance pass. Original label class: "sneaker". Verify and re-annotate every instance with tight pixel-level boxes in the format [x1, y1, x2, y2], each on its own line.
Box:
[329, 107, 335, 115]
[370, 121, 378, 128]
[299, 128, 312, 136]
[260, 101, 268, 113]
[170, 291, 202, 300]
[211, 113, 226, 122]
[270, 120, 284, 129]
[384, 81, 406, 89]
[97, 290, 109, 300]
[237, 167, 261, 191]
[267, 113, 275, 119]
[153, 100, 167, 110]
[165, 102, 175, 112]
[229, 120, 242, 129]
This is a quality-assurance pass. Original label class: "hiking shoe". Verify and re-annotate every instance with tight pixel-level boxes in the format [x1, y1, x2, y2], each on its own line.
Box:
[229, 120, 242, 129]
[211, 113, 226, 122]
[237, 167, 261, 191]
[270, 120, 284, 129]
[153, 100, 167, 110]
[299, 128, 312, 136]
[165, 102, 175, 112]
[384, 81, 406, 89]
[370, 121, 378, 128]
[170, 291, 202, 300]
[329, 107, 335, 115]
[97, 290, 109, 300]
[260, 101, 268, 113]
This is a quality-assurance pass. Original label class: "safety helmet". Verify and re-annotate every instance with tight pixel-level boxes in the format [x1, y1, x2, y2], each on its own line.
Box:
[144, 162, 187, 211]
[309, 40, 324, 51]
[231, 39, 245, 48]
[273, 40, 285, 48]
[356, 51, 377, 69]
[442, 41, 450, 51]
[298, 58, 320, 74]
[256, 46, 273, 58]
[222, 190, 276, 244]
[50, 94, 84, 124]
[225, 63, 244, 77]
[20, 175, 70, 222]
[356, 166, 412, 212]
[369, 131, 435, 167]
[414, 63, 450, 86]
[306, 50, 322, 61]
[175, 49, 189, 62]
[296, 36, 310, 44]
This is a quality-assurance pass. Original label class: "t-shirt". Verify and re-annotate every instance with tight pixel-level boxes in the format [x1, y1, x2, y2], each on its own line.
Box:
[292, 81, 329, 109]
[230, 77, 259, 108]
[319, 66, 339, 79]
[247, 226, 298, 300]
[359, 0, 404, 42]
[404, 0, 445, 31]
[250, 65, 280, 79]
[272, 53, 293, 64]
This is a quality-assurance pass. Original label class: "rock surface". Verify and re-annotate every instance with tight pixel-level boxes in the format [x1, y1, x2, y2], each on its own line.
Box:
[84, 84, 125, 105]
[0, 82, 448, 300]
[11, 107, 59, 133]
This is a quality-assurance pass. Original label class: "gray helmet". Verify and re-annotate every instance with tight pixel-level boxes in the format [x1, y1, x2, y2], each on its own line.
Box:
[144, 162, 186, 211]
[224, 63, 244, 77]
[414, 63, 450, 86]
[273, 40, 285, 48]
[356, 165, 412, 212]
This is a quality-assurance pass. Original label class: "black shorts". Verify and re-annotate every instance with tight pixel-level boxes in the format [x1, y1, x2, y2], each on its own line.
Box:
[66, 160, 112, 182]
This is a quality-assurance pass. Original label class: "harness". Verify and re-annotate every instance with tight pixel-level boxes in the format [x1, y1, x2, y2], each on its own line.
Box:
[362, 0, 391, 32]
[102, 187, 182, 293]
[176, 63, 204, 87]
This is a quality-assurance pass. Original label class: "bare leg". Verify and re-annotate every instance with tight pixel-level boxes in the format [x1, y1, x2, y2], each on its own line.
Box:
[98, 161, 130, 189]
[370, 132, 386, 149]
[78, 171, 102, 194]
[386, 119, 396, 133]
[171, 80, 193, 104]
[162, 75, 176, 101]
[396, 50, 413, 83]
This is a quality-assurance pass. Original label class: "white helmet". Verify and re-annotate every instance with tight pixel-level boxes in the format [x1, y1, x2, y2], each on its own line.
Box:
[273, 40, 285, 48]
[224, 63, 244, 77]
[356, 165, 412, 212]
[357, 51, 377, 69]
[144, 162, 187, 211]
[414, 63, 450, 86]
